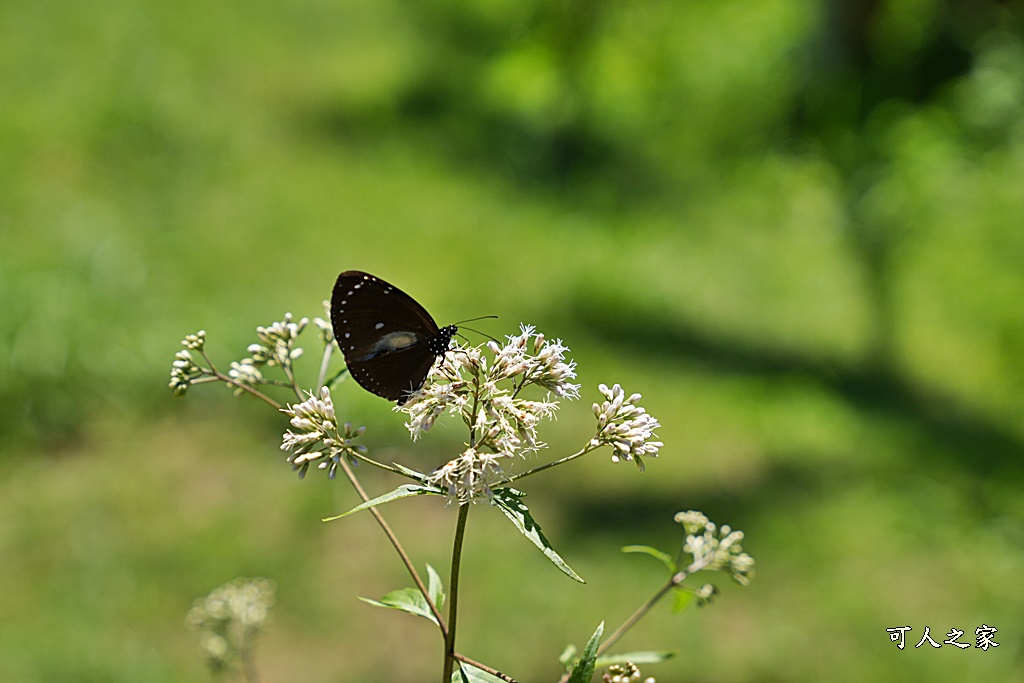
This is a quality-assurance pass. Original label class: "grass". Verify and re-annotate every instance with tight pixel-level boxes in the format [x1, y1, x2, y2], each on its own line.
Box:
[2, 0, 1023, 681]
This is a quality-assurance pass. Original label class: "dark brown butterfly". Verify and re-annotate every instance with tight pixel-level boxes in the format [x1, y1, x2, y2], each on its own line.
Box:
[330, 271, 457, 404]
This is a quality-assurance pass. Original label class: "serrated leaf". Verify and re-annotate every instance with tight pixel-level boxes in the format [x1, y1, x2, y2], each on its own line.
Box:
[595, 651, 675, 667]
[491, 487, 584, 583]
[567, 621, 604, 683]
[360, 587, 439, 625]
[453, 663, 506, 683]
[322, 483, 443, 522]
[621, 545, 676, 573]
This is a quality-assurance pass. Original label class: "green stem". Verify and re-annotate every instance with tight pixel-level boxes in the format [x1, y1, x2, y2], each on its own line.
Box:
[200, 353, 283, 411]
[596, 554, 714, 657]
[281, 360, 304, 401]
[346, 451, 417, 478]
[442, 504, 470, 682]
[506, 443, 597, 483]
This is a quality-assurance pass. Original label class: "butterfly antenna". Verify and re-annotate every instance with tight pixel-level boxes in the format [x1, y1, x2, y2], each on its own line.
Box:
[451, 316, 500, 346]
[453, 315, 498, 326]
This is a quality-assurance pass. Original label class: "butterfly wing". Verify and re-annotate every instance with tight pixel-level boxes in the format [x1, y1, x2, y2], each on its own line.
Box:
[331, 271, 453, 402]
[346, 341, 445, 403]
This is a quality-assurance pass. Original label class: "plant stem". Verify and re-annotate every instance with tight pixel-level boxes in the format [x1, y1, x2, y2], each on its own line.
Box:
[336, 457, 448, 635]
[316, 342, 333, 393]
[506, 443, 596, 483]
[442, 503, 470, 682]
[240, 642, 259, 683]
[597, 554, 713, 657]
[200, 352, 283, 410]
[452, 653, 518, 683]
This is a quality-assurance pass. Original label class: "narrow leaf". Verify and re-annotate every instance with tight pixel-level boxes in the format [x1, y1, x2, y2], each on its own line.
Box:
[491, 487, 584, 583]
[567, 621, 604, 683]
[322, 483, 443, 521]
[595, 651, 675, 667]
[426, 563, 445, 610]
[621, 545, 675, 572]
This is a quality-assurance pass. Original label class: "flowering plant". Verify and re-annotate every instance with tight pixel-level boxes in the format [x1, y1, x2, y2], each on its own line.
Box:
[171, 308, 755, 683]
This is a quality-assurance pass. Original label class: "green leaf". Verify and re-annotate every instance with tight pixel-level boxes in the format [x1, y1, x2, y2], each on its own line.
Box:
[621, 545, 675, 573]
[426, 563, 445, 610]
[595, 651, 675, 667]
[453, 663, 506, 683]
[672, 587, 694, 613]
[491, 487, 584, 583]
[567, 621, 604, 683]
[322, 483, 444, 521]
[360, 586, 440, 625]
[360, 564, 445, 625]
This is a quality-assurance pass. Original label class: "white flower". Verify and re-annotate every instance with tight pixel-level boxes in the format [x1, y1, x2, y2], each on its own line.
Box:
[280, 387, 366, 479]
[678, 512, 755, 585]
[248, 313, 308, 367]
[399, 325, 576, 460]
[427, 447, 507, 504]
[592, 384, 662, 471]
[228, 359, 263, 394]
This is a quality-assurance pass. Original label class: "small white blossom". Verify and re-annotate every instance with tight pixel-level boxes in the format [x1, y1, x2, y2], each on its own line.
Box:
[399, 325, 576, 466]
[427, 447, 506, 504]
[602, 662, 652, 683]
[591, 384, 662, 471]
[228, 359, 264, 394]
[169, 333, 207, 396]
[677, 511, 755, 585]
[281, 387, 366, 479]
[248, 313, 308, 367]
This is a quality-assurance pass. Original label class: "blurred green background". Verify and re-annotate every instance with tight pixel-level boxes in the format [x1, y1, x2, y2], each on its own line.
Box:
[2, 0, 1023, 681]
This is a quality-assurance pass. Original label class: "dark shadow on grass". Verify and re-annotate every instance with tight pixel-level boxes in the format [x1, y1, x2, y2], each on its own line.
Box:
[566, 293, 1024, 481]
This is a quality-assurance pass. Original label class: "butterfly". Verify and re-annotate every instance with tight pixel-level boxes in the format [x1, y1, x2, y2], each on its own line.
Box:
[330, 270, 458, 404]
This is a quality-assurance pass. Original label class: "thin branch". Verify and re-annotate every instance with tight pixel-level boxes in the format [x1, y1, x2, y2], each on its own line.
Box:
[506, 443, 598, 483]
[597, 554, 713, 657]
[452, 653, 518, 683]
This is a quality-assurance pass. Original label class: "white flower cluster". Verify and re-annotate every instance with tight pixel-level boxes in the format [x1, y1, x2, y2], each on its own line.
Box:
[401, 325, 579, 503]
[169, 331, 207, 396]
[427, 447, 507, 505]
[247, 313, 307, 367]
[602, 662, 655, 683]
[591, 383, 663, 471]
[280, 386, 367, 479]
[186, 577, 276, 673]
[227, 359, 263, 394]
[675, 510, 755, 586]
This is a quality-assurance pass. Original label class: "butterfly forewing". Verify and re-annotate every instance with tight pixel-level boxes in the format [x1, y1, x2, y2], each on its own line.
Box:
[331, 271, 456, 403]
